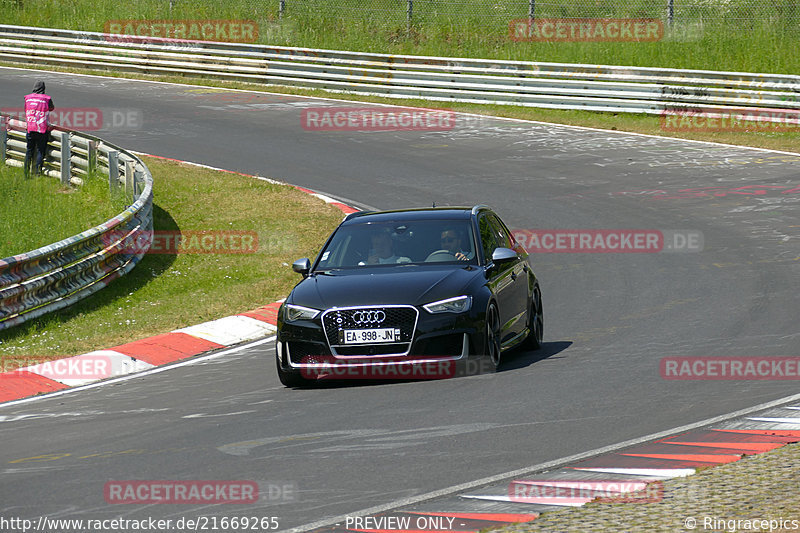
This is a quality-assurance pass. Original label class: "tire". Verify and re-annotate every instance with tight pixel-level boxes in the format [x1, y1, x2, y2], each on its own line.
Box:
[524, 284, 544, 350]
[276, 346, 308, 387]
[484, 303, 502, 369]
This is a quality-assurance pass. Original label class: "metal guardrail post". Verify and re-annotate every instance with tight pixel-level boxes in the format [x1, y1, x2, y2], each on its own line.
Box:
[87, 140, 97, 174]
[108, 150, 120, 194]
[407, 0, 413, 27]
[125, 158, 135, 201]
[0, 115, 6, 165]
[134, 163, 144, 197]
[59, 131, 71, 185]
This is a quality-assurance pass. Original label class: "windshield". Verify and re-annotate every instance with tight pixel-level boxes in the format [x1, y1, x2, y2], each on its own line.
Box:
[315, 219, 478, 269]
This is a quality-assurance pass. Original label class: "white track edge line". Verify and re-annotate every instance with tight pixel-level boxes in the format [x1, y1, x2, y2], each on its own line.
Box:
[283, 389, 800, 533]
[129, 152, 379, 212]
[0, 336, 276, 409]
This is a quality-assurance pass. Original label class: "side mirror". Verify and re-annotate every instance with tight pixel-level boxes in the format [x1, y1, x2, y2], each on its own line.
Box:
[292, 258, 311, 277]
[491, 247, 518, 264]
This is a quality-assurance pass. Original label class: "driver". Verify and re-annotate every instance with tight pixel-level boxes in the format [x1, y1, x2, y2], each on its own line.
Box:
[367, 228, 411, 264]
[440, 227, 472, 261]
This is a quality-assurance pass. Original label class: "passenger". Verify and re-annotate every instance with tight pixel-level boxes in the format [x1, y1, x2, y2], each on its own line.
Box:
[367, 228, 411, 264]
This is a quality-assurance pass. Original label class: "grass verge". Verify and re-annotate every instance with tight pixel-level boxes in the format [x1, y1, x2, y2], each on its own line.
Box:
[0, 155, 345, 365]
[0, 164, 127, 259]
[1, 1, 799, 73]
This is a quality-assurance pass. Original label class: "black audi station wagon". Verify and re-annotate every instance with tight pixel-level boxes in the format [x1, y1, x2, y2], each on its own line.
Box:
[275, 206, 543, 386]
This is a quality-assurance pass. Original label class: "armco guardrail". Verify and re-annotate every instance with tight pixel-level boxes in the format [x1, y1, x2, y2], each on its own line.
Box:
[0, 24, 799, 121]
[0, 112, 153, 331]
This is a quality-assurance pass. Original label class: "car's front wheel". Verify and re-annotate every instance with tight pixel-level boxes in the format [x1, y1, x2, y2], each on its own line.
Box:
[484, 303, 502, 369]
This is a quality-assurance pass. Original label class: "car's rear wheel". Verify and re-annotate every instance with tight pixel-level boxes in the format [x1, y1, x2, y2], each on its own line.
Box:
[485, 303, 502, 368]
[524, 284, 544, 350]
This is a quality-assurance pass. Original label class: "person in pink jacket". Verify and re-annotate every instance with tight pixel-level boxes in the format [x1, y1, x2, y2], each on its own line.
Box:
[23, 80, 55, 177]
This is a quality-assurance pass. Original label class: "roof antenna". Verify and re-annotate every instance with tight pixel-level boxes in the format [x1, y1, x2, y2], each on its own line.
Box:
[432, 201, 436, 208]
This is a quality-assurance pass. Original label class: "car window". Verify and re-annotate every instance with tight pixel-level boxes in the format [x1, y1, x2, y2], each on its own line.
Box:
[478, 214, 498, 263]
[315, 219, 477, 269]
[488, 213, 513, 249]
[318, 234, 351, 267]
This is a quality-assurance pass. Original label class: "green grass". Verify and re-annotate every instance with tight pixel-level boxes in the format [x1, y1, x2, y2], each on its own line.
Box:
[0, 164, 127, 259]
[0, 156, 345, 361]
[1, 0, 799, 73]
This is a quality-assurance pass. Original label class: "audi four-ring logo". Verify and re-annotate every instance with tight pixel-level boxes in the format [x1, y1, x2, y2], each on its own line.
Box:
[352, 310, 386, 325]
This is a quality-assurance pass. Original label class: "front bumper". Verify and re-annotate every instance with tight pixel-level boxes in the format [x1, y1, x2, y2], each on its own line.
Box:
[277, 304, 477, 371]
[278, 333, 470, 381]
[280, 333, 470, 369]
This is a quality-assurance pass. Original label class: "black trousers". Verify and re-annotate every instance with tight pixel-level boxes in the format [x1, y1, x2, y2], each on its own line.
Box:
[24, 131, 49, 176]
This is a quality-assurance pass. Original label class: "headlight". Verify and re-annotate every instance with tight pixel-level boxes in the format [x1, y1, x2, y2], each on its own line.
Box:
[423, 295, 472, 314]
[284, 304, 321, 322]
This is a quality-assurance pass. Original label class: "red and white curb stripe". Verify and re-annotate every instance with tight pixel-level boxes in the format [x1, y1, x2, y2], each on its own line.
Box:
[0, 301, 286, 403]
[0, 155, 358, 404]
[302, 409, 800, 532]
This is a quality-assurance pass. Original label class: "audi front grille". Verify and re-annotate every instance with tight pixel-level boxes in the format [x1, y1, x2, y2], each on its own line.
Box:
[321, 305, 418, 356]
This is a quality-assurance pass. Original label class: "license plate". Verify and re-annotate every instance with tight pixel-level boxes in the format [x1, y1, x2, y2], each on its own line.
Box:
[342, 328, 400, 344]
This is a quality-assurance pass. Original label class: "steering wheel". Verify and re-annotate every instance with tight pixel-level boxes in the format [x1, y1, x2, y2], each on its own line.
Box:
[425, 249, 457, 262]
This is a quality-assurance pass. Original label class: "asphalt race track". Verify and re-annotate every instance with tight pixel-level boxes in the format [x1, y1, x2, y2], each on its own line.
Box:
[1, 68, 799, 530]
